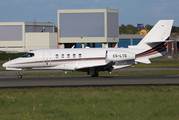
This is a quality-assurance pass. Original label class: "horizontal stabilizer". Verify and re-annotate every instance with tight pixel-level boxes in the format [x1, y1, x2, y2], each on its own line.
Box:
[165, 40, 176, 42]
[146, 39, 176, 43]
[146, 40, 167, 43]
[135, 58, 151, 64]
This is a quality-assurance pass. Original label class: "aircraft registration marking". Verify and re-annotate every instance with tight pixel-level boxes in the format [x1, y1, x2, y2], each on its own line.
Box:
[113, 54, 127, 58]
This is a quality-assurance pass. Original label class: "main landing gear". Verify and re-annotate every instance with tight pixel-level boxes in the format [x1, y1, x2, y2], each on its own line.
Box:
[17, 71, 22, 79]
[88, 68, 99, 77]
[91, 71, 99, 77]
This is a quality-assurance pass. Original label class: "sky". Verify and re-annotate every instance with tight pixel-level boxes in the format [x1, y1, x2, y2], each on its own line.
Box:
[0, 0, 179, 26]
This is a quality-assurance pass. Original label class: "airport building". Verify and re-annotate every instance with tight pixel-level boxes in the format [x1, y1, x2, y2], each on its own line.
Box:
[0, 9, 144, 52]
[57, 9, 146, 49]
[57, 9, 120, 48]
[0, 9, 177, 54]
[0, 22, 57, 52]
[0, 9, 145, 53]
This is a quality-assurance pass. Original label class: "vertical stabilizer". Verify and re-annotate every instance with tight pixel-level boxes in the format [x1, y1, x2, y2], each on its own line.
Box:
[132, 20, 174, 62]
[138, 20, 173, 45]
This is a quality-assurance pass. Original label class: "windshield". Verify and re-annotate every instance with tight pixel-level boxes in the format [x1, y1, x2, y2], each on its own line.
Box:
[21, 53, 34, 58]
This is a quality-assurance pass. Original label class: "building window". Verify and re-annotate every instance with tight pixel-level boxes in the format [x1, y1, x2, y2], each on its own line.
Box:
[55, 54, 59, 58]
[61, 54, 64, 58]
[67, 54, 70, 58]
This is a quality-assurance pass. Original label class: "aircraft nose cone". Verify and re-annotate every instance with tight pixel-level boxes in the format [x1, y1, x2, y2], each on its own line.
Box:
[2, 62, 9, 68]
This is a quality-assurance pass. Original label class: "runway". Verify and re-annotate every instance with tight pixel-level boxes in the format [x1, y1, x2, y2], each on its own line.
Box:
[1, 68, 179, 76]
[0, 75, 179, 88]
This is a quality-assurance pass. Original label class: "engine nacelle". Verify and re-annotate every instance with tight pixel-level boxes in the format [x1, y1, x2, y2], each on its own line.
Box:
[106, 50, 136, 63]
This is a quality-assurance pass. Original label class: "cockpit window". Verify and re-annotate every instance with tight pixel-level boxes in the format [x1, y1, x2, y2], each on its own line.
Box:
[21, 53, 34, 58]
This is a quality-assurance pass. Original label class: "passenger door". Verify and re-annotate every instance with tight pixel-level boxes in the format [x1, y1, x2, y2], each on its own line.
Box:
[43, 51, 51, 66]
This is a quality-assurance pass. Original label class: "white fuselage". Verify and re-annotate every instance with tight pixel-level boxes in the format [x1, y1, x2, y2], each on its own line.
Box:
[2, 46, 166, 72]
[2, 48, 137, 70]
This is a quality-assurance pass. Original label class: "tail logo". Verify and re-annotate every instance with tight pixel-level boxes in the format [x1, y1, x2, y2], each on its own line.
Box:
[137, 24, 148, 35]
[140, 29, 148, 35]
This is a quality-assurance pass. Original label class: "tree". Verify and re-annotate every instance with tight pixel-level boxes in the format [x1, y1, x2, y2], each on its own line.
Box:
[119, 24, 138, 34]
[119, 24, 126, 34]
[54, 25, 57, 32]
[145, 24, 153, 31]
[119, 24, 179, 34]
[171, 26, 179, 33]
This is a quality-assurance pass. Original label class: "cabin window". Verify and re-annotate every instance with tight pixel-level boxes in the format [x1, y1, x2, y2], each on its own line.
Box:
[79, 54, 82, 58]
[73, 54, 76, 58]
[55, 54, 59, 58]
[21, 53, 34, 58]
[67, 54, 70, 58]
[61, 54, 64, 58]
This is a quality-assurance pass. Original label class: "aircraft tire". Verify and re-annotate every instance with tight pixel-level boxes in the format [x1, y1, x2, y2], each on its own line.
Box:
[18, 74, 22, 79]
[91, 72, 98, 77]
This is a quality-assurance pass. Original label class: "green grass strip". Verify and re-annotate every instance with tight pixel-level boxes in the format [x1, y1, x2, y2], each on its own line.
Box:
[0, 86, 179, 119]
[19, 70, 179, 77]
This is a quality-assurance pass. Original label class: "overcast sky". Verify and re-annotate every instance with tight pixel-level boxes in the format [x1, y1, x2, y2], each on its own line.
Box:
[0, 0, 178, 26]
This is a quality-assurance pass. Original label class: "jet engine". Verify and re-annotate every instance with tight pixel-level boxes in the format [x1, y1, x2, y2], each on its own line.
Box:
[105, 50, 136, 63]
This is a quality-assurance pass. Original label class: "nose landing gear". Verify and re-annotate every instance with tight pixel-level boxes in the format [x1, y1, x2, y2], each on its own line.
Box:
[17, 71, 22, 79]
[18, 74, 22, 79]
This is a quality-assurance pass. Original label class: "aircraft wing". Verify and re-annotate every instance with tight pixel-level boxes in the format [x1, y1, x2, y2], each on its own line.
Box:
[75, 60, 114, 72]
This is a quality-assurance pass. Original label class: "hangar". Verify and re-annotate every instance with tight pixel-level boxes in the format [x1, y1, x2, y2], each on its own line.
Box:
[0, 22, 57, 52]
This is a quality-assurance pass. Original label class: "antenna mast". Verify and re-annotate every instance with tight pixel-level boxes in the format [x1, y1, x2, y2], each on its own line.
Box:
[33, 18, 36, 32]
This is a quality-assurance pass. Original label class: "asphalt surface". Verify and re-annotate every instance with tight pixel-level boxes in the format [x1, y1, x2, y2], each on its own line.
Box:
[1, 68, 179, 76]
[0, 75, 179, 88]
[0, 68, 179, 88]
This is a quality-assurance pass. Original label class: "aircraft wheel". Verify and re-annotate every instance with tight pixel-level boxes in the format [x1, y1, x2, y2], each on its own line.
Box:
[91, 72, 98, 77]
[18, 74, 22, 79]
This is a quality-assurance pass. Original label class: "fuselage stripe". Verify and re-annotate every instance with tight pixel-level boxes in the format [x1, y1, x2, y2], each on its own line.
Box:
[136, 42, 168, 58]
[15, 57, 106, 65]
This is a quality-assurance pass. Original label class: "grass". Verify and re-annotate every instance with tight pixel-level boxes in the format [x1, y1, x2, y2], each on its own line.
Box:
[0, 60, 6, 71]
[0, 86, 179, 119]
[1, 57, 179, 119]
[131, 58, 179, 68]
[131, 63, 179, 68]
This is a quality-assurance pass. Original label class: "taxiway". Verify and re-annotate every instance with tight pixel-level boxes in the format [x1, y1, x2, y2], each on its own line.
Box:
[0, 75, 178, 88]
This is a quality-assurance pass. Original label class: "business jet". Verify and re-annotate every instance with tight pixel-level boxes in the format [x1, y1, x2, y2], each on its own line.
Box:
[2, 20, 174, 78]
